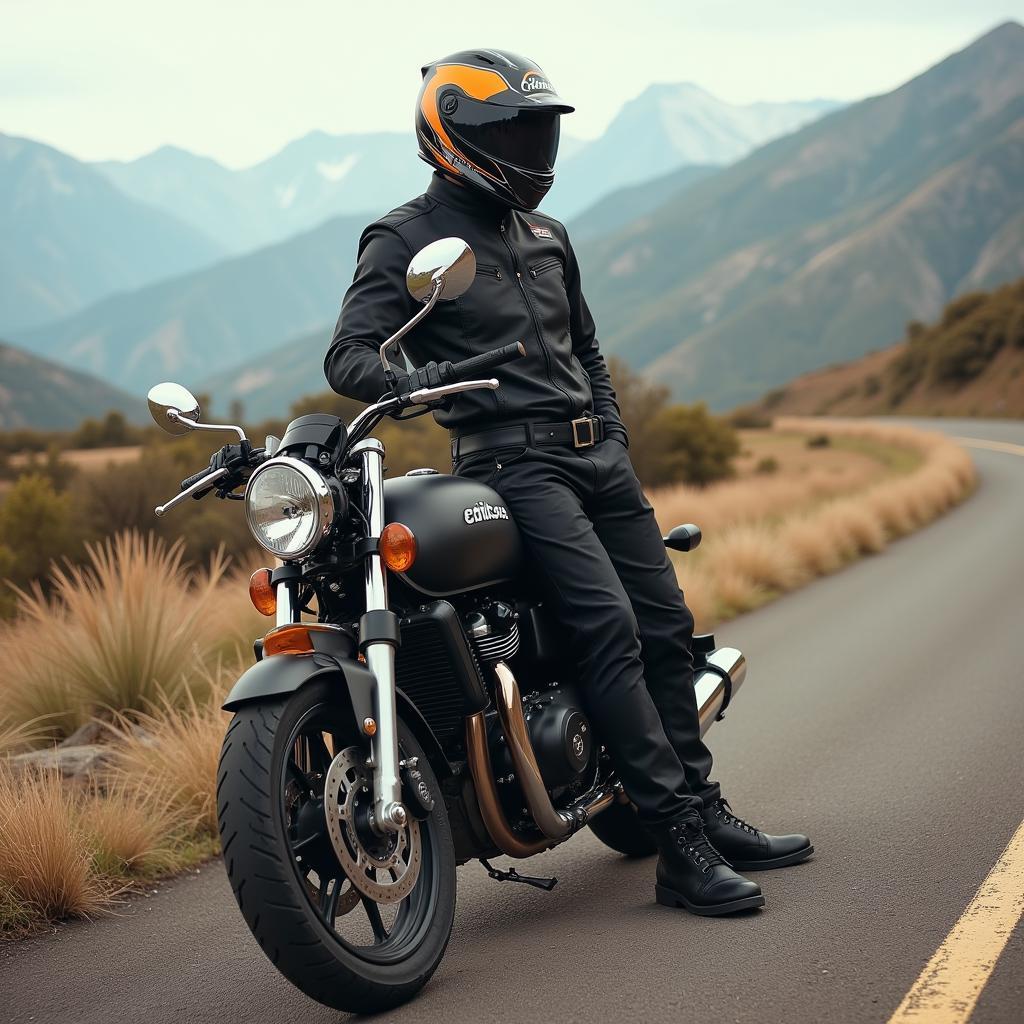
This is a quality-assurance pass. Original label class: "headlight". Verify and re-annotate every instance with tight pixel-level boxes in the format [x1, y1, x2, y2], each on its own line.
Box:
[245, 456, 335, 559]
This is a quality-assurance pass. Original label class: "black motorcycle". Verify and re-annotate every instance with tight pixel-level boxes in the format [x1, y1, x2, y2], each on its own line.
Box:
[146, 237, 747, 1014]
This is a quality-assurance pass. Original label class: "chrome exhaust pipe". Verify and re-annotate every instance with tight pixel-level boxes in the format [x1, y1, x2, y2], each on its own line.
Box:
[695, 646, 746, 738]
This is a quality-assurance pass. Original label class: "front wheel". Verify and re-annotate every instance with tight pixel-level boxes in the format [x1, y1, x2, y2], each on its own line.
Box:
[216, 678, 456, 1014]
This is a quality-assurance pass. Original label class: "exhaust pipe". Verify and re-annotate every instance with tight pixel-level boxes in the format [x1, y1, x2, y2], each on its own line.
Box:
[695, 646, 746, 738]
[465, 646, 746, 857]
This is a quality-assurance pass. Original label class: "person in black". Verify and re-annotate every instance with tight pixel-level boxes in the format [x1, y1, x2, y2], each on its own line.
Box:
[326, 49, 812, 915]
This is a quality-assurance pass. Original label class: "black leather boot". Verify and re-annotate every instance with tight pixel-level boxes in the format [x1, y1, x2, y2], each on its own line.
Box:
[653, 815, 765, 915]
[701, 798, 813, 871]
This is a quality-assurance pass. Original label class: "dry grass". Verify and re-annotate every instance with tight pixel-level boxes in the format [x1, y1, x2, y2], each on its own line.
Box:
[663, 420, 976, 629]
[105, 678, 236, 837]
[0, 768, 114, 932]
[0, 533, 263, 742]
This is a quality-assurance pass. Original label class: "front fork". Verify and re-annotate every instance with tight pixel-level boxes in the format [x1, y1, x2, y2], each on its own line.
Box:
[351, 439, 406, 834]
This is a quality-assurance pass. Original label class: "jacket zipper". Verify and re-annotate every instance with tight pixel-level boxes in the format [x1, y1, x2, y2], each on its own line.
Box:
[476, 264, 502, 280]
[529, 256, 561, 278]
[500, 222, 573, 414]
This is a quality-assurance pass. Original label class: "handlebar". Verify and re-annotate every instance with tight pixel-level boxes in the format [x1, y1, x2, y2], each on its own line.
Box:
[181, 467, 215, 491]
[446, 342, 525, 383]
[156, 466, 229, 517]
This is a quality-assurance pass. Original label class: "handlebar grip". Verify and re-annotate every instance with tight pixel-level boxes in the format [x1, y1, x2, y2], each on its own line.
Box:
[447, 342, 525, 382]
[180, 467, 214, 491]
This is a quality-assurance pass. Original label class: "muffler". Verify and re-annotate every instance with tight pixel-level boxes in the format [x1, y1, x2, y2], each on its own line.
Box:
[694, 645, 746, 737]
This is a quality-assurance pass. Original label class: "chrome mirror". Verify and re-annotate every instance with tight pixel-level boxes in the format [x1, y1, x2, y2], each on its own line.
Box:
[147, 382, 201, 435]
[406, 237, 476, 304]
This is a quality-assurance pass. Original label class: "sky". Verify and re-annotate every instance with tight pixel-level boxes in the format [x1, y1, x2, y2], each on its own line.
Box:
[1, 0, 1021, 168]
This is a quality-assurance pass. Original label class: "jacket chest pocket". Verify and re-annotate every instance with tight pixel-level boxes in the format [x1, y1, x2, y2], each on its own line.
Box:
[528, 256, 562, 280]
[475, 263, 503, 281]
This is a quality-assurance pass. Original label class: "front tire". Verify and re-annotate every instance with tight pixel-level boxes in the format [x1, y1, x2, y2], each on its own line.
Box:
[217, 678, 456, 1013]
[588, 800, 658, 857]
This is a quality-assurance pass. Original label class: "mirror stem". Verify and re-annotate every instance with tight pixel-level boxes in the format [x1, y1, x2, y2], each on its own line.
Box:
[378, 278, 442, 374]
[167, 409, 247, 441]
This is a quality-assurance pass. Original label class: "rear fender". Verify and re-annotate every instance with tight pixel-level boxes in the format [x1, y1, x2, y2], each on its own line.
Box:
[222, 654, 452, 779]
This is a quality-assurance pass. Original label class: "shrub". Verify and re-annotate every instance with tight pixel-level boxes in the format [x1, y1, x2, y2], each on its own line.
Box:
[806, 433, 831, 448]
[0, 533, 262, 741]
[755, 456, 779, 475]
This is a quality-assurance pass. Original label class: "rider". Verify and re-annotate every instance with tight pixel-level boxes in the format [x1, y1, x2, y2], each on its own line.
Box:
[325, 49, 812, 915]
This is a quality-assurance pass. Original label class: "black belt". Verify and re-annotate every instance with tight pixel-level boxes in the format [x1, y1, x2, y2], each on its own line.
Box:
[452, 415, 605, 461]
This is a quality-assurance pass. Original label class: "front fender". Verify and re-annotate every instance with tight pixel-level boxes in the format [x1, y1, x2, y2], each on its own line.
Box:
[222, 652, 377, 726]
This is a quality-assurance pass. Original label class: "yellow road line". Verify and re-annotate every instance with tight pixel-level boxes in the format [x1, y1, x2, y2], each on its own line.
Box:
[953, 436, 1024, 458]
[887, 818, 1024, 1023]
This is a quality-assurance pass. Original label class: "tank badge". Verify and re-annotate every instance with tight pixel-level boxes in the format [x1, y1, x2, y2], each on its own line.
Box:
[463, 500, 509, 524]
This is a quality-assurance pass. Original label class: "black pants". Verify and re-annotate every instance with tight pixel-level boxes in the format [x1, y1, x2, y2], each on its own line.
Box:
[454, 437, 720, 825]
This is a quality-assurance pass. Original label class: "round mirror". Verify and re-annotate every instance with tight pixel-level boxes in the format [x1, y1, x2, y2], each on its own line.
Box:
[406, 237, 476, 304]
[147, 382, 201, 435]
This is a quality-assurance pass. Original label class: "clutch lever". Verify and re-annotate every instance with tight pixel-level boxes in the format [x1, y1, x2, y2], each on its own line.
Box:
[154, 467, 229, 517]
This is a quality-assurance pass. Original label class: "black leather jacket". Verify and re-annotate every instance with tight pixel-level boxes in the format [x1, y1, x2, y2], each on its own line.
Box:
[325, 173, 627, 445]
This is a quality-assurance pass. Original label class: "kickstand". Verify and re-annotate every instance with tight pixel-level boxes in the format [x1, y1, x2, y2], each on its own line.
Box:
[479, 858, 557, 892]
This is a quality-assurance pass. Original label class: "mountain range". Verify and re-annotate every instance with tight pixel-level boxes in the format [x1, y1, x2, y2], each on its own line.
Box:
[580, 20, 1024, 408]
[0, 134, 224, 333]
[0, 339, 145, 430]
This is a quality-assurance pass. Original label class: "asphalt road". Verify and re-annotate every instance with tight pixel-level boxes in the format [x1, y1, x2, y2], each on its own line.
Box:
[3, 418, 1023, 1024]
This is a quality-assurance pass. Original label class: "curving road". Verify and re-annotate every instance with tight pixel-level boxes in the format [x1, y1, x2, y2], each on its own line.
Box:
[3, 418, 1023, 1024]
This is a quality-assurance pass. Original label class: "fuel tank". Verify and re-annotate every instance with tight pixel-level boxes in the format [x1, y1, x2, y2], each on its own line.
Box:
[383, 473, 523, 597]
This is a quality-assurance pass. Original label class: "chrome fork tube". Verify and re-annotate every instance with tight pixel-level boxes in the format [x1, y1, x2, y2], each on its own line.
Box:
[352, 439, 405, 833]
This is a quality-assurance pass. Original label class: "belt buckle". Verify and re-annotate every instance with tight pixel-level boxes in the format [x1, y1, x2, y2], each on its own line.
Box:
[571, 417, 596, 448]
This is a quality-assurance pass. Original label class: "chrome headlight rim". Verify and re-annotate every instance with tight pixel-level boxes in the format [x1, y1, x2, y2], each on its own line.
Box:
[244, 455, 335, 560]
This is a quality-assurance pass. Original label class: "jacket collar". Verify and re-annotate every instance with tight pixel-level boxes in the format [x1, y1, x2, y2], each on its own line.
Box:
[426, 172, 511, 225]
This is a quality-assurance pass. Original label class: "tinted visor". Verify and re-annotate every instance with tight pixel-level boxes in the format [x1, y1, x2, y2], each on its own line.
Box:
[446, 100, 560, 173]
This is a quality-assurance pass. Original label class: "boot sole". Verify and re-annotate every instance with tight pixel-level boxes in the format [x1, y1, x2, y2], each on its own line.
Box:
[729, 844, 815, 872]
[655, 884, 765, 916]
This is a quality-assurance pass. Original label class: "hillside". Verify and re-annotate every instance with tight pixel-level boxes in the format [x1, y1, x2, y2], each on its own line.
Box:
[579, 21, 1024, 410]
[742, 279, 1024, 418]
[0, 339, 146, 429]
[14, 214, 366, 395]
[0, 134, 224, 333]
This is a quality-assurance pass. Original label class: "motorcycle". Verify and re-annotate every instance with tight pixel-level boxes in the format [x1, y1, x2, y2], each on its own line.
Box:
[146, 236, 747, 1014]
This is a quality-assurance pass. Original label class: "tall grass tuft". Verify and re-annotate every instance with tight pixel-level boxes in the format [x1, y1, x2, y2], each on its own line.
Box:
[0, 533, 262, 741]
[0, 768, 112, 930]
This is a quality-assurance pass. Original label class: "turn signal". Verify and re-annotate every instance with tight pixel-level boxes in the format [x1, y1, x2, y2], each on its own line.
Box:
[263, 624, 315, 657]
[380, 522, 417, 573]
[248, 568, 276, 616]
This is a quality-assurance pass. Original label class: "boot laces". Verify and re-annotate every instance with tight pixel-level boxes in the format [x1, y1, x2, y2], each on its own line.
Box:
[713, 798, 759, 836]
[671, 821, 727, 873]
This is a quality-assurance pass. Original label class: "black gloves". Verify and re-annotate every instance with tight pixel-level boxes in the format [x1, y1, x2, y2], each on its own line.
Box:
[394, 360, 454, 401]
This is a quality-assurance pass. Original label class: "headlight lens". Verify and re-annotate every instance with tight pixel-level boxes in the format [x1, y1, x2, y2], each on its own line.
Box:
[245, 457, 334, 559]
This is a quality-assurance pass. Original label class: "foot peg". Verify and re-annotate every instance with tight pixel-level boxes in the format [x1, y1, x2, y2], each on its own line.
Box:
[480, 858, 557, 891]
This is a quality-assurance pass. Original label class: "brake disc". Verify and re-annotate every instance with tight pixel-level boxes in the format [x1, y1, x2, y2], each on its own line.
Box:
[324, 747, 422, 905]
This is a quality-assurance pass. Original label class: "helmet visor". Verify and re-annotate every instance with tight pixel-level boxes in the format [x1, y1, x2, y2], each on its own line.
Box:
[447, 101, 560, 174]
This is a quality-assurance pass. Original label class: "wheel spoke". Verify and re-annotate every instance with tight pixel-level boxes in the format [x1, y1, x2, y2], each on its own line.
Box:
[286, 758, 314, 796]
[362, 897, 389, 943]
[291, 832, 321, 855]
[308, 731, 333, 771]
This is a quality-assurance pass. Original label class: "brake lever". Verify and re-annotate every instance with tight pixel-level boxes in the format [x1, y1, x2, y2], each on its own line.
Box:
[154, 467, 229, 517]
[408, 378, 499, 404]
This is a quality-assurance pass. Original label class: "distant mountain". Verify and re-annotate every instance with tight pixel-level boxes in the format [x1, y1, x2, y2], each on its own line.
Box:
[204, 325, 331, 419]
[547, 86, 839, 218]
[738, 278, 1024, 419]
[14, 214, 366, 396]
[0, 339, 145, 429]
[579, 21, 1024, 409]
[567, 163, 718, 242]
[98, 133, 426, 254]
[0, 134, 224, 333]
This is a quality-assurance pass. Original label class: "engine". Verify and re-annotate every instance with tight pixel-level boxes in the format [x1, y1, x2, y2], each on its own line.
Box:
[467, 600, 598, 812]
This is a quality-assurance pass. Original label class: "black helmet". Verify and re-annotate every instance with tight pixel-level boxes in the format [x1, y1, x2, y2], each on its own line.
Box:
[416, 49, 574, 211]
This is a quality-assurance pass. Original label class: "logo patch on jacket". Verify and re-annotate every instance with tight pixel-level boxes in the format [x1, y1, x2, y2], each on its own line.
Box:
[529, 224, 554, 240]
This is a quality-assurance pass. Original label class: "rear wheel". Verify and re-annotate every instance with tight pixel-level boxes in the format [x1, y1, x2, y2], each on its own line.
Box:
[588, 800, 658, 857]
[217, 678, 456, 1014]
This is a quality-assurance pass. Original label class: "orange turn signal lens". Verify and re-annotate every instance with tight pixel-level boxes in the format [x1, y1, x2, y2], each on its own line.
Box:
[262, 624, 315, 657]
[380, 522, 417, 573]
[249, 568, 277, 616]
